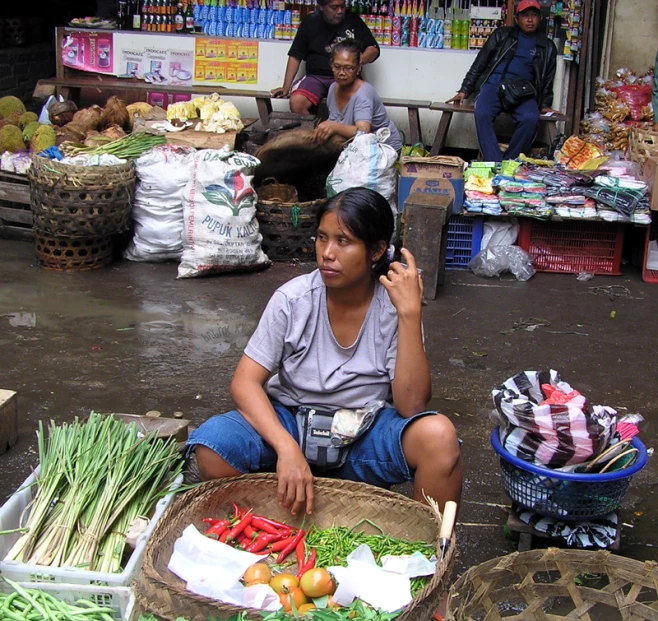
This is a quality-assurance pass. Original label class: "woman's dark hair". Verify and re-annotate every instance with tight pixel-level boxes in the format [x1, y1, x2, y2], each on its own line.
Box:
[330, 39, 363, 64]
[316, 187, 394, 278]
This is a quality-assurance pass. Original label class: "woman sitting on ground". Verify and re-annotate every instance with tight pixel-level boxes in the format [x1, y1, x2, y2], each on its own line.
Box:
[185, 187, 461, 515]
[313, 40, 403, 153]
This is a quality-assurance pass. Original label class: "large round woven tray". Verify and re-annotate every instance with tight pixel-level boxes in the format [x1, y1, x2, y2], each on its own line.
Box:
[29, 156, 135, 238]
[256, 198, 326, 261]
[446, 547, 658, 620]
[136, 473, 456, 621]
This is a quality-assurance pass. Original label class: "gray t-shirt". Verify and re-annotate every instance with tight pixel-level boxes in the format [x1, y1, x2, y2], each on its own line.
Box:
[244, 269, 398, 410]
[327, 82, 403, 152]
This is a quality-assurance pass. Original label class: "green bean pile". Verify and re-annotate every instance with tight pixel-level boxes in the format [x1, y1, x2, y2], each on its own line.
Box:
[304, 521, 436, 597]
[0, 578, 116, 621]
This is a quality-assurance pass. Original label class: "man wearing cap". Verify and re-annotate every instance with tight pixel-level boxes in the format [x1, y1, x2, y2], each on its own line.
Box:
[446, 0, 559, 162]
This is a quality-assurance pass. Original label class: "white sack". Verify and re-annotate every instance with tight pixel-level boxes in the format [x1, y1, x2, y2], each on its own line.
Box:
[124, 145, 195, 262]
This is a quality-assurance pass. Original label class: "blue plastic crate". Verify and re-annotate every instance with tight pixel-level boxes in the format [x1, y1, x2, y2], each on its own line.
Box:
[445, 215, 484, 270]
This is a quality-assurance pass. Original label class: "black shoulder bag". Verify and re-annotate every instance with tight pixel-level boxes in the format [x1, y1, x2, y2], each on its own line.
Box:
[497, 42, 537, 112]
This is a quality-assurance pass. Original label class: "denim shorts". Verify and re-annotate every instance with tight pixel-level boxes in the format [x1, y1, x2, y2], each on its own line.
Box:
[186, 402, 435, 489]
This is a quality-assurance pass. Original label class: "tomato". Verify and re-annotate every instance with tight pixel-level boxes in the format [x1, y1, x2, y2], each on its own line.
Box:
[269, 573, 299, 594]
[279, 586, 308, 612]
[299, 568, 335, 598]
[243, 563, 271, 585]
[297, 603, 316, 616]
[245, 578, 269, 587]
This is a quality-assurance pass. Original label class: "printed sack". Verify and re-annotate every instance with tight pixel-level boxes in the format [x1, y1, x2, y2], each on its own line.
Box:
[178, 147, 270, 278]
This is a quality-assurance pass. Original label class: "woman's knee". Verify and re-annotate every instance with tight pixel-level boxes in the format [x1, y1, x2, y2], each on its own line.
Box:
[195, 445, 241, 481]
[402, 414, 460, 469]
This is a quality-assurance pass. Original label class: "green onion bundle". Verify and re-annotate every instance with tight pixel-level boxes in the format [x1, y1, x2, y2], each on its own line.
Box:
[5, 412, 182, 573]
[60, 132, 166, 160]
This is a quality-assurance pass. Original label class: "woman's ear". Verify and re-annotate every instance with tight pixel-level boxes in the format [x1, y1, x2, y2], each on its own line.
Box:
[371, 240, 387, 263]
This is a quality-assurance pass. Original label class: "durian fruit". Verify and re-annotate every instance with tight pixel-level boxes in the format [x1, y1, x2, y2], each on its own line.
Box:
[0, 96, 26, 119]
[30, 125, 57, 153]
[0, 125, 27, 153]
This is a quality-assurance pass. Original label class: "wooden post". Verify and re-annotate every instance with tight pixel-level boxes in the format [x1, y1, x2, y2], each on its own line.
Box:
[401, 193, 452, 299]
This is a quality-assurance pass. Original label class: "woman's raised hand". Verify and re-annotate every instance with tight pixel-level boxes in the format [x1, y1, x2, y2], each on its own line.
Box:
[379, 248, 424, 319]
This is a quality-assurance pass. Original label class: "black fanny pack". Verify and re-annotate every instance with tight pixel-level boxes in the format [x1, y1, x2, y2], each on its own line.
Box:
[295, 402, 385, 471]
[498, 78, 537, 111]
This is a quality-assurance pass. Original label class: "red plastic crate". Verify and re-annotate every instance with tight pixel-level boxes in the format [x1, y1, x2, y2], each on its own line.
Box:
[642, 218, 658, 283]
[518, 219, 624, 275]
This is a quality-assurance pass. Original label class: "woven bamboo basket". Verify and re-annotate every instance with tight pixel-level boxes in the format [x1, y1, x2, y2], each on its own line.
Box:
[446, 547, 658, 621]
[628, 126, 658, 166]
[136, 473, 456, 621]
[29, 156, 135, 238]
[256, 198, 326, 261]
[35, 232, 113, 271]
[256, 177, 298, 203]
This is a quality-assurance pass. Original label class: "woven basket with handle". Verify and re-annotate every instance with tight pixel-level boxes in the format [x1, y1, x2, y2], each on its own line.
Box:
[256, 177, 298, 204]
[136, 473, 456, 621]
[446, 547, 658, 621]
[29, 155, 135, 238]
[256, 198, 326, 261]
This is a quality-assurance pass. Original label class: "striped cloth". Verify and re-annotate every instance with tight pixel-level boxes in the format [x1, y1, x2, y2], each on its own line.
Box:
[492, 370, 617, 468]
[518, 510, 618, 548]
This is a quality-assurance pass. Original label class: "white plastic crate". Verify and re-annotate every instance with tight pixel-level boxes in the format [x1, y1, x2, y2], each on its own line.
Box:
[0, 580, 135, 621]
[0, 467, 182, 587]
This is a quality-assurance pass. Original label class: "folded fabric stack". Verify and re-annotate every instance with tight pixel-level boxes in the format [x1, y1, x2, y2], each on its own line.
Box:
[464, 190, 503, 215]
[497, 177, 552, 219]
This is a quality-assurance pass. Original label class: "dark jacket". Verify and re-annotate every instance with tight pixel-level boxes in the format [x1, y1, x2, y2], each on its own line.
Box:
[459, 25, 558, 109]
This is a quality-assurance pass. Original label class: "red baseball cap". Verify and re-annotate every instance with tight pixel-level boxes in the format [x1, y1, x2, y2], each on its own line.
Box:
[517, 0, 541, 13]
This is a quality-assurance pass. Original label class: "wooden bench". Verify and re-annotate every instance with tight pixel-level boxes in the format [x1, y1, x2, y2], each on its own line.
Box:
[428, 101, 569, 156]
[380, 98, 432, 146]
[34, 75, 277, 128]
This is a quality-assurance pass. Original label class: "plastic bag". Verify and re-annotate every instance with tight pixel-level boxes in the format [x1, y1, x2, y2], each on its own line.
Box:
[468, 245, 535, 281]
[491, 370, 618, 468]
[612, 84, 652, 121]
[326, 128, 398, 217]
[480, 220, 519, 250]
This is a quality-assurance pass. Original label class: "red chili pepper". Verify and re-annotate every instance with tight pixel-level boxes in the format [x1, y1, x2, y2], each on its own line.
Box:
[269, 535, 297, 552]
[246, 532, 280, 553]
[296, 549, 316, 579]
[232, 502, 241, 520]
[203, 518, 221, 526]
[251, 515, 295, 533]
[295, 538, 305, 568]
[244, 525, 258, 539]
[226, 511, 253, 542]
[205, 519, 230, 538]
[276, 529, 305, 564]
[251, 517, 284, 536]
[219, 528, 232, 543]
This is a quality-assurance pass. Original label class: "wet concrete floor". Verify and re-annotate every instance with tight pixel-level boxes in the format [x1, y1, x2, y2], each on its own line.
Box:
[0, 238, 656, 574]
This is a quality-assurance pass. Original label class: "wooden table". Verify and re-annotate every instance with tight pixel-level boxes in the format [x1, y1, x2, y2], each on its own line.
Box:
[429, 101, 569, 156]
[34, 74, 276, 128]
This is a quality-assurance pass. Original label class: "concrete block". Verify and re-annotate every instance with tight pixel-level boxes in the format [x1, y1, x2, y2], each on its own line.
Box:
[0, 389, 18, 455]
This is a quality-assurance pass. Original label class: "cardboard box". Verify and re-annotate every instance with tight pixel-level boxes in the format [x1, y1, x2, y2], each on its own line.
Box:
[0, 389, 17, 455]
[642, 156, 658, 211]
[398, 155, 465, 217]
